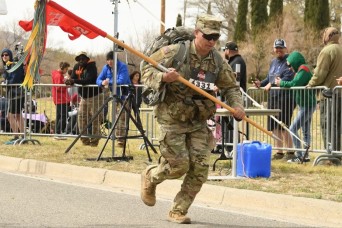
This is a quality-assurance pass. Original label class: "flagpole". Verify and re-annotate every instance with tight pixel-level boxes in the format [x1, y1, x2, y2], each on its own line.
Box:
[102, 33, 280, 141]
[34, 1, 281, 142]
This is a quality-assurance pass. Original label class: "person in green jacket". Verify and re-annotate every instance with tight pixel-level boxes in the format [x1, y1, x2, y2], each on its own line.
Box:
[307, 27, 342, 152]
[275, 51, 316, 163]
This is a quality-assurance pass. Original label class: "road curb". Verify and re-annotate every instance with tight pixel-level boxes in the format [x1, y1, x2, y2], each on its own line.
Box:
[1, 155, 341, 227]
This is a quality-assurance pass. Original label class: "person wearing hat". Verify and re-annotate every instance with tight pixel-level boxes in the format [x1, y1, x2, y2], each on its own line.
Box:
[253, 39, 296, 160]
[212, 41, 248, 156]
[224, 41, 247, 92]
[140, 14, 245, 224]
[65, 51, 104, 147]
[307, 27, 342, 151]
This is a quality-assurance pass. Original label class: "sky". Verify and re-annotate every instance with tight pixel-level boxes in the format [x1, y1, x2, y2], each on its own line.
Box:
[0, 0, 185, 55]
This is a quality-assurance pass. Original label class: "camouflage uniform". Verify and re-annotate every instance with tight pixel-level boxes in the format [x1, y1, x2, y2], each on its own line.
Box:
[141, 15, 243, 217]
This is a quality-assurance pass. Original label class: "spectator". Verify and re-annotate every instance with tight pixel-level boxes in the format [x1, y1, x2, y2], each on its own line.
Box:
[130, 70, 142, 114]
[140, 14, 245, 224]
[307, 27, 342, 151]
[65, 51, 104, 147]
[213, 41, 247, 154]
[51, 62, 71, 137]
[1, 48, 25, 145]
[253, 39, 296, 160]
[224, 41, 247, 92]
[96, 51, 131, 147]
[275, 51, 316, 163]
[65, 69, 79, 135]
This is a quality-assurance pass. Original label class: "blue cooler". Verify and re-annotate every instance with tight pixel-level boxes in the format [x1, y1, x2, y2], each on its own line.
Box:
[237, 141, 272, 178]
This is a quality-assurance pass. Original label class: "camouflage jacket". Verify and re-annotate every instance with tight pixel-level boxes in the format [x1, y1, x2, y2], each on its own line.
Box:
[142, 41, 243, 127]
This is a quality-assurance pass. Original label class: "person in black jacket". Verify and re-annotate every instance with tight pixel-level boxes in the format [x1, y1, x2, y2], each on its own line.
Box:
[65, 52, 104, 147]
[224, 41, 247, 92]
[212, 42, 247, 154]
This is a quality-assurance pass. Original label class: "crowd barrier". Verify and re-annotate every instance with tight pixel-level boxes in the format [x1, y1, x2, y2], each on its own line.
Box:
[1, 83, 342, 159]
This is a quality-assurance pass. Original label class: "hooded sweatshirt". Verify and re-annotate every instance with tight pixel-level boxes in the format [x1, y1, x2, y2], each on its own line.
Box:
[280, 51, 316, 107]
[1, 48, 25, 84]
[1, 48, 25, 99]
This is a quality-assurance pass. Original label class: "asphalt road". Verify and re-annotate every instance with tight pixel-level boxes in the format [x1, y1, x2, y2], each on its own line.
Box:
[0, 171, 308, 227]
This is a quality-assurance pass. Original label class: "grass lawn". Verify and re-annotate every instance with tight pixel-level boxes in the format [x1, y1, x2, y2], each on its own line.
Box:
[0, 135, 341, 202]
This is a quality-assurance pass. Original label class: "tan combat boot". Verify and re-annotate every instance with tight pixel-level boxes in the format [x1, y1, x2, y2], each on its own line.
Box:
[167, 211, 191, 224]
[141, 167, 156, 206]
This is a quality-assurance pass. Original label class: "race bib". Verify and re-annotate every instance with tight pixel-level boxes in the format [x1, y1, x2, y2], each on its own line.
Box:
[189, 78, 215, 90]
[190, 68, 216, 91]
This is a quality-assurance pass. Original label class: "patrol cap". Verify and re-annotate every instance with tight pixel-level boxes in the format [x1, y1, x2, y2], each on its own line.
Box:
[196, 14, 222, 34]
[75, 51, 90, 61]
[225, 41, 238, 51]
[273, 39, 286, 48]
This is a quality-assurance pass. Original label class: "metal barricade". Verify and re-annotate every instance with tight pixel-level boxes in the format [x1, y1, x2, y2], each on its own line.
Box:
[246, 86, 327, 154]
[1, 82, 341, 165]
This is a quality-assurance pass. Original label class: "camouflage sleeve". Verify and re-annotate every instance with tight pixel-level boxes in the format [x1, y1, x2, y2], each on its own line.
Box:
[141, 44, 180, 91]
[216, 61, 244, 109]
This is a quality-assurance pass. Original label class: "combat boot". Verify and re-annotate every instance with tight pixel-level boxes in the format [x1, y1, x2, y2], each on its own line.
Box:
[167, 211, 191, 224]
[141, 167, 156, 206]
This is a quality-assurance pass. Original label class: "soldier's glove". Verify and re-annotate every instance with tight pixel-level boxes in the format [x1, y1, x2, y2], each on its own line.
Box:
[64, 78, 75, 85]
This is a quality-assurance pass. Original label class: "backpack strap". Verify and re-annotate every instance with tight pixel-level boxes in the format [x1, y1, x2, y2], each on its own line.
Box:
[212, 49, 223, 74]
[172, 40, 190, 71]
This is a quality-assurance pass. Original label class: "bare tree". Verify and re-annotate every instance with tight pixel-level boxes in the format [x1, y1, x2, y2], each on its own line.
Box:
[184, 0, 239, 38]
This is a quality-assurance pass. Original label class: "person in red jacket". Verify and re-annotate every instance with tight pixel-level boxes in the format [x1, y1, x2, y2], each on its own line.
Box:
[51, 62, 71, 135]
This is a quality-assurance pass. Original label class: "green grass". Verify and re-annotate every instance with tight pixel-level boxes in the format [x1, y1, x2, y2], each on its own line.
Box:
[0, 136, 342, 202]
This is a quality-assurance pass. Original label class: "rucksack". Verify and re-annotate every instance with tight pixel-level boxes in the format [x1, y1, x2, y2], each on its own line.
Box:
[141, 26, 194, 106]
[141, 26, 223, 106]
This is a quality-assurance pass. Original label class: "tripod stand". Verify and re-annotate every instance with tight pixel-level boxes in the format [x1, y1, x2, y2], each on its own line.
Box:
[65, 85, 158, 162]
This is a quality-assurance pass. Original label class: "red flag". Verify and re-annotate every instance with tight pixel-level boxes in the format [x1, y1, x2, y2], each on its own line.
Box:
[19, 1, 107, 40]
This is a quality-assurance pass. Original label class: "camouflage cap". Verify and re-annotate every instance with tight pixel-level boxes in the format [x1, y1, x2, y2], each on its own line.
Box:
[196, 14, 222, 34]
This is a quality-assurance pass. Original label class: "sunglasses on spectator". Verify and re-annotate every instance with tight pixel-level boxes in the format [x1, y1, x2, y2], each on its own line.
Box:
[199, 30, 220, 41]
[1, 53, 9, 57]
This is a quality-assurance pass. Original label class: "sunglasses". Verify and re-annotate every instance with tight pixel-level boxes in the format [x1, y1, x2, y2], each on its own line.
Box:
[200, 30, 220, 41]
[1, 53, 9, 57]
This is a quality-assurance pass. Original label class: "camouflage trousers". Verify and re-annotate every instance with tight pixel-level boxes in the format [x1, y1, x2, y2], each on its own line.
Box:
[78, 93, 105, 142]
[149, 123, 215, 215]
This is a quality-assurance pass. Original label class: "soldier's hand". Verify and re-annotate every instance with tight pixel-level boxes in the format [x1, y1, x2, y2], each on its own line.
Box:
[233, 106, 245, 121]
[162, 68, 179, 83]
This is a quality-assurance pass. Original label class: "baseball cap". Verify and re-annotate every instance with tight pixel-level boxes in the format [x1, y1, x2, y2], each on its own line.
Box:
[196, 14, 222, 34]
[75, 51, 90, 61]
[273, 39, 287, 48]
[225, 41, 238, 51]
